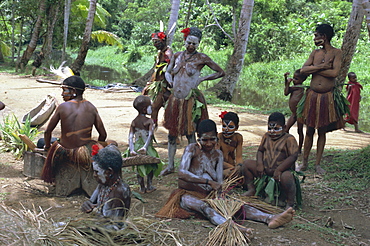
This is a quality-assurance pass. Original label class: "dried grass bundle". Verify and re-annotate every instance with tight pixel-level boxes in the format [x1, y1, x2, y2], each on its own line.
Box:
[41, 216, 183, 246]
[0, 203, 182, 246]
[207, 175, 243, 199]
[204, 198, 251, 246]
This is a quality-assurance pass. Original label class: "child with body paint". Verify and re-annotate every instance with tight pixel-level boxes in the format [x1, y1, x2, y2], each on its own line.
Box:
[218, 111, 244, 178]
[126, 95, 163, 193]
[242, 112, 299, 208]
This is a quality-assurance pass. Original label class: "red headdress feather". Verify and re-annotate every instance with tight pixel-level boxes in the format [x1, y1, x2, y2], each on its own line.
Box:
[219, 111, 228, 119]
[181, 28, 191, 40]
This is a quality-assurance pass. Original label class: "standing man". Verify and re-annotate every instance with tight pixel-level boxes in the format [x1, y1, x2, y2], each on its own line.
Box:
[297, 24, 344, 174]
[161, 27, 225, 176]
[41, 75, 108, 196]
[142, 31, 173, 125]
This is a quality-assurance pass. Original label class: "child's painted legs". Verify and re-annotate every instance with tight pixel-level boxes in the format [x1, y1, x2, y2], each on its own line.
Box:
[137, 174, 146, 193]
[280, 171, 296, 208]
[241, 160, 257, 196]
[146, 171, 156, 193]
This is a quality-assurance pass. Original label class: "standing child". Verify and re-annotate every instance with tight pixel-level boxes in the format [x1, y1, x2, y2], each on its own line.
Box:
[127, 95, 163, 193]
[284, 70, 307, 153]
[345, 72, 363, 133]
[242, 112, 299, 208]
[218, 111, 243, 178]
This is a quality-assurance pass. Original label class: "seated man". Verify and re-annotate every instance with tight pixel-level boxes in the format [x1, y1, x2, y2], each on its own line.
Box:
[156, 119, 295, 230]
[242, 112, 299, 208]
[81, 145, 131, 219]
[41, 76, 107, 196]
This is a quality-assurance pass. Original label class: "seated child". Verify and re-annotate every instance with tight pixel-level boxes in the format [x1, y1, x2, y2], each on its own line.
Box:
[81, 145, 131, 219]
[242, 112, 299, 208]
[218, 111, 243, 178]
[126, 95, 162, 193]
[284, 70, 307, 153]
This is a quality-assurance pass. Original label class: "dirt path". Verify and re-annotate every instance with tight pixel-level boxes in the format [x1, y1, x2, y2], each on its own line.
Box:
[0, 73, 369, 245]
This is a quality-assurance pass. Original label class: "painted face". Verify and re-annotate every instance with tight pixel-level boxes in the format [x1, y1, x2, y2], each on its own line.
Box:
[198, 131, 218, 152]
[152, 39, 165, 51]
[314, 32, 325, 46]
[267, 121, 284, 140]
[222, 120, 238, 138]
[146, 105, 152, 115]
[61, 87, 73, 101]
[185, 35, 200, 52]
[93, 162, 107, 184]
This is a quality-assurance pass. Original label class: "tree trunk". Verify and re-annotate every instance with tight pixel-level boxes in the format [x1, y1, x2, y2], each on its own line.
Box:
[337, 0, 364, 86]
[42, 2, 61, 60]
[62, 0, 72, 62]
[166, 0, 180, 46]
[17, 0, 46, 71]
[70, 0, 97, 75]
[209, 0, 254, 101]
[363, 0, 370, 37]
[0, 49, 4, 63]
[132, 67, 154, 86]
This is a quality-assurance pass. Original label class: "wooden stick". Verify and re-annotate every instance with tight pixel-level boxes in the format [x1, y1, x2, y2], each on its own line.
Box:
[18, 134, 37, 151]
[36, 79, 61, 85]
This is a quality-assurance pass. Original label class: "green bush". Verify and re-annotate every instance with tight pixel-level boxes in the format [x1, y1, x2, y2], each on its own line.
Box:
[0, 114, 41, 159]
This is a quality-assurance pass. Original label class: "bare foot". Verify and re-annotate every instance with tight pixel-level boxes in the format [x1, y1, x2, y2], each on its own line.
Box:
[315, 165, 326, 175]
[146, 186, 157, 193]
[267, 207, 295, 229]
[160, 167, 175, 176]
[295, 159, 308, 172]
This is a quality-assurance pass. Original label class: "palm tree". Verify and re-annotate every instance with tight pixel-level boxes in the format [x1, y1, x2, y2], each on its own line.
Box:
[70, 0, 97, 74]
[210, 0, 254, 101]
[337, 0, 365, 86]
[17, 0, 46, 71]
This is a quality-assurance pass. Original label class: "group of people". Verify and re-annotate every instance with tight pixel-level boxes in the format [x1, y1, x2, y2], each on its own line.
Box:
[37, 24, 362, 235]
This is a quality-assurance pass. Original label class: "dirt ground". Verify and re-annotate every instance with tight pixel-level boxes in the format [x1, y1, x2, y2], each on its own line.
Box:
[0, 72, 369, 245]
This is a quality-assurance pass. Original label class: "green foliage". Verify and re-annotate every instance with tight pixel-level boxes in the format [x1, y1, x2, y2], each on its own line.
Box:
[321, 146, 370, 192]
[0, 114, 41, 159]
[0, 41, 11, 57]
[91, 30, 123, 48]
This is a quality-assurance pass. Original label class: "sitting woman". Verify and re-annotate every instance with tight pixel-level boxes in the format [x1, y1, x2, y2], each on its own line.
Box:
[81, 145, 131, 219]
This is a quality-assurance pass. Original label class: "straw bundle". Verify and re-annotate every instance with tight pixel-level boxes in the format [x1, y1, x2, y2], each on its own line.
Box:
[204, 198, 251, 246]
[0, 203, 183, 246]
[122, 154, 160, 167]
[41, 216, 183, 246]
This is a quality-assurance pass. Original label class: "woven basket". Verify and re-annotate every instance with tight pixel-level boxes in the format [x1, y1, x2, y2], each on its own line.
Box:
[122, 154, 160, 167]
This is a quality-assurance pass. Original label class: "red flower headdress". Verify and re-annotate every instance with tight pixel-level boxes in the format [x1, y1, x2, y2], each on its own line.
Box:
[151, 32, 166, 40]
[92, 144, 100, 156]
[219, 111, 228, 119]
[181, 28, 191, 40]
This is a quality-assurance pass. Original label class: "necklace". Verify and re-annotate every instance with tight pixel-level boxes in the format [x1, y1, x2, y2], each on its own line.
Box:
[97, 178, 121, 205]
[184, 51, 198, 62]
